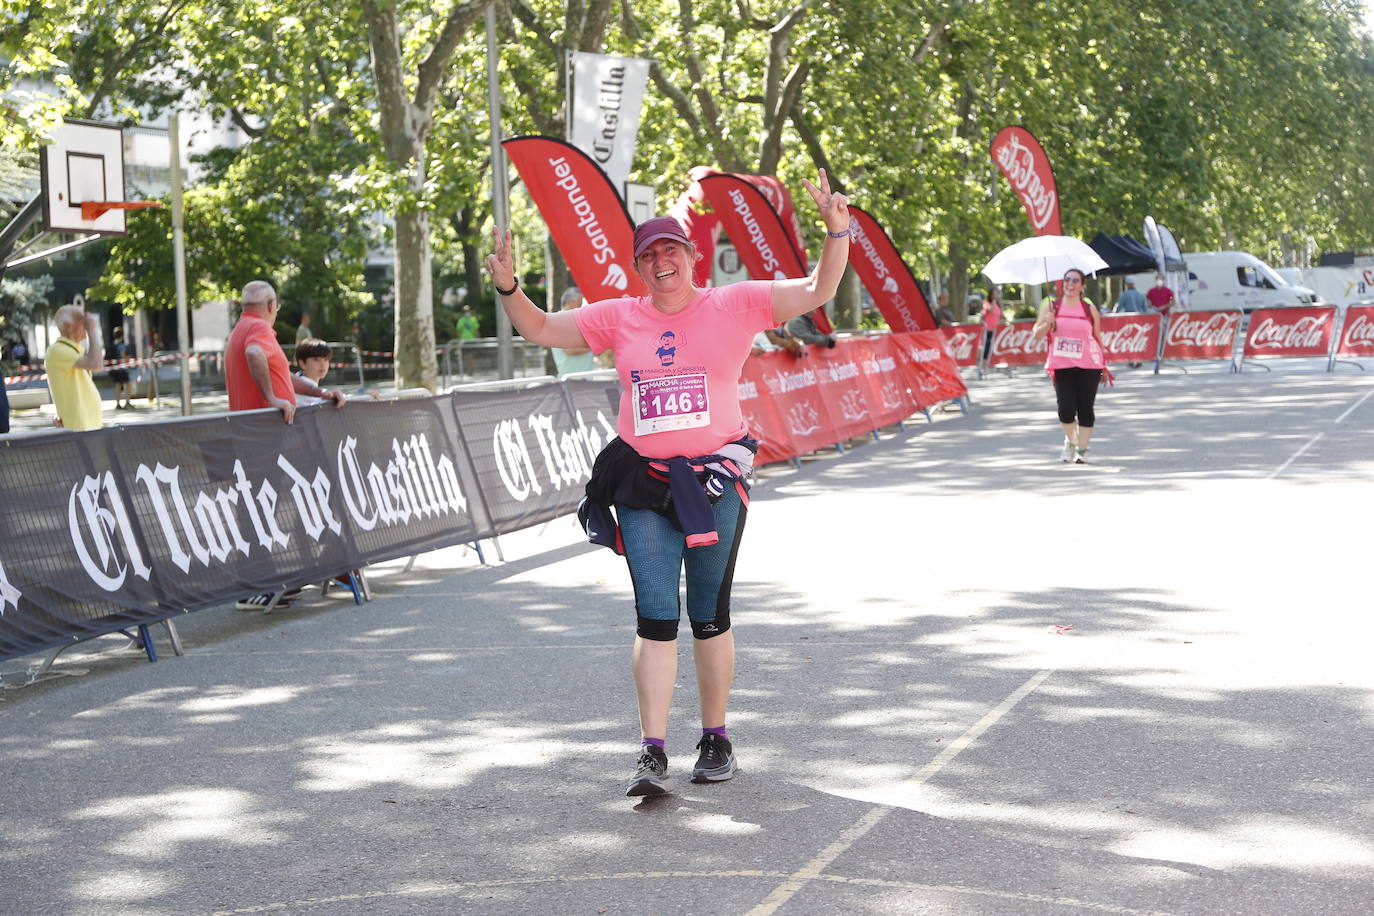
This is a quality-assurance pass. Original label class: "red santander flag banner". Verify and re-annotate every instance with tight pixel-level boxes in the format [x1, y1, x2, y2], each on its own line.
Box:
[1336, 305, 1374, 358]
[503, 136, 644, 302]
[939, 324, 983, 368]
[698, 173, 806, 280]
[809, 344, 888, 443]
[987, 319, 1048, 368]
[698, 173, 833, 334]
[890, 331, 968, 408]
[669, 166, 719, 288]
[1162, 310, 1242, 360]
[990, 126, 1063, 236]
[739, 174, 806, 260]
[848, 206, 937, 331]
[1243, 306, 1337, 359]
[1098, 312, 1161, 364]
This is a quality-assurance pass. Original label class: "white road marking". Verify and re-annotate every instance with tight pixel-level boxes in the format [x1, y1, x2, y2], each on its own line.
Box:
[1334, 388, 1374, 424]
[748, 668, 1055, 916]
[1268, 432, 1324, 479]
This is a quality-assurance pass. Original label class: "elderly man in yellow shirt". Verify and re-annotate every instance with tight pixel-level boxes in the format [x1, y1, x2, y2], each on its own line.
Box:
[43, 305, 105, 430]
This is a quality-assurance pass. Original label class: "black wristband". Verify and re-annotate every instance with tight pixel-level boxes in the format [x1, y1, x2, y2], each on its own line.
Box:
[494, 278, 519, 296]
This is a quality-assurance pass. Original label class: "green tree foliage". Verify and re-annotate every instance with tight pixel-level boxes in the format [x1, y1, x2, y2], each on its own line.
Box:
[8, 0, 1373, 351]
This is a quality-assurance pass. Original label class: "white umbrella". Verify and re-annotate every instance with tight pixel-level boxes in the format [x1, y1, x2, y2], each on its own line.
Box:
[982, 235, 1110, 286]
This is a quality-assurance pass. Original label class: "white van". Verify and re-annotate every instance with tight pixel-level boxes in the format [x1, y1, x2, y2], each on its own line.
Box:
[1182, 251, 1320, 312]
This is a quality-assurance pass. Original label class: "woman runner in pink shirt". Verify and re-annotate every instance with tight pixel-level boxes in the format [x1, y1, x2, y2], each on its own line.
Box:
[1033, 268, 1107, 463]
[487, 170, 851, 797]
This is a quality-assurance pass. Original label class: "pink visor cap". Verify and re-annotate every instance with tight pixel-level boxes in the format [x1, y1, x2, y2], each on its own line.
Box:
[633, 216, 691, 259]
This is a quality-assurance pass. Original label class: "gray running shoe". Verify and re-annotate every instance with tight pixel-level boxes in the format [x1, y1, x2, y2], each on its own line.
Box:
[626, 746, 671, 797]
[691, 734, 738, 783]
[1061, 438, 1075, 463]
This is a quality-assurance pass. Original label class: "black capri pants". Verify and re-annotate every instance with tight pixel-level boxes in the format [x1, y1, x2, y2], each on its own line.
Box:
[1053, 367, 1101, 427]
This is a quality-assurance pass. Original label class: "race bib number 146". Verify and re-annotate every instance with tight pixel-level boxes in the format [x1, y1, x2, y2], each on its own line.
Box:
[633, 373, 710, 436]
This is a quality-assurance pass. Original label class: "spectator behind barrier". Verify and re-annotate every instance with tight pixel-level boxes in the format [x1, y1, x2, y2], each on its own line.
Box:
[227, 281, 345, 611]
[552, 287, 596, 377]
[933, 292, 956, 327]
[786, 309, 837, 348]
[44, 305, 104, 431]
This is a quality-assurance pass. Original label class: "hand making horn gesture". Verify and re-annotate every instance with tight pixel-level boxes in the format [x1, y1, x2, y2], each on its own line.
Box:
[800, 168, 850, 237]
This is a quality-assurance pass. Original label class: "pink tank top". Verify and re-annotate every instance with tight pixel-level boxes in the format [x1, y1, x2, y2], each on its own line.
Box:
[1045, 298, 1106, 370]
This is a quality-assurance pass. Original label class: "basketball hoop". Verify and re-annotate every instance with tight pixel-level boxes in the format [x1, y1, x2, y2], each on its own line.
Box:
[80, 200, 164, 221]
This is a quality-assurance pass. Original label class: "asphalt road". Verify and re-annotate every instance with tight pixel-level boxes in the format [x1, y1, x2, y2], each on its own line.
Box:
[2, 357, 1372, 916]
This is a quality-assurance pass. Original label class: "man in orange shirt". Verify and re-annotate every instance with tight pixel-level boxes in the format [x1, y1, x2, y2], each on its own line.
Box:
[225, 280, 345, 610]
[225, 280, 345, 421]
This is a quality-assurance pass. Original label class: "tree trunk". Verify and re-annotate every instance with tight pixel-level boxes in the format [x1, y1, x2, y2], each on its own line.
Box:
[393, 186, 438, 390]
[835, 263, 860, 329]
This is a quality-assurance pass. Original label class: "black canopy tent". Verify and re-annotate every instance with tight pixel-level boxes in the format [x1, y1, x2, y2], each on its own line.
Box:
[1087, 232, 1160, 276]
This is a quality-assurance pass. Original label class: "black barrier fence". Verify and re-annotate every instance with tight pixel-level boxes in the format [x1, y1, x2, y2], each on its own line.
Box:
[0, 379, 620, 662]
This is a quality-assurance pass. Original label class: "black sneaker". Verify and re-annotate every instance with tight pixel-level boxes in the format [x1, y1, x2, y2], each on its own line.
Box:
[691, 734, 738, 783]
[234, 592, 289, 611]
[626, 746, 671, 797]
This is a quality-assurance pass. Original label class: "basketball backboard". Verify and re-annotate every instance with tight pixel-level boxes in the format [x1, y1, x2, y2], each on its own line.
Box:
[39, 119, 128, 235]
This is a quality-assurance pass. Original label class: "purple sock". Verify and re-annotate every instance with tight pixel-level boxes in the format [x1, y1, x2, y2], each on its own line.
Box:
[642, 737, 665, 750]
[702, 726, 728, 740]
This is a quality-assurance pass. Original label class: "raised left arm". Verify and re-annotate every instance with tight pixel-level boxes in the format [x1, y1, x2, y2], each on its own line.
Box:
[771, 169, 850, 325]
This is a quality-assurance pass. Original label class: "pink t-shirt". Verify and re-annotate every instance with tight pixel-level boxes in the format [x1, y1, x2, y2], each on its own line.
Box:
[982, 302, 1002, 330]
[1045, 298, 1106, 370]
[575, 281, 775, 459]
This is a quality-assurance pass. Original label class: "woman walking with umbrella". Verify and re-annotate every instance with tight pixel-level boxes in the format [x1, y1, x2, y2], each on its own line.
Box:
[1033, 268, 1108, 463]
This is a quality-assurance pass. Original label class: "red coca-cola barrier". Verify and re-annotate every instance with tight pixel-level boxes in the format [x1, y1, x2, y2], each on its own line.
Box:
[1241, 306, 1336, 369]
[1334, 305, 1374, 359]
[940, 324, 984, 368]
[1099, 313, 1161, 364]
[987, 320, 1047, 368]
[1161, 309, 1243, 361]
[738, 332, 966, 465]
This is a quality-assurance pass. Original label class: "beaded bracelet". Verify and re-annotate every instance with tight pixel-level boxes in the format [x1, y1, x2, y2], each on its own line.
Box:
[494, 279, 519, 296]
[827, 227, 851, 239]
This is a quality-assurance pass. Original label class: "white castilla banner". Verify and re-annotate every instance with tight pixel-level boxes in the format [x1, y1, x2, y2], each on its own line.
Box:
[568, 51, 652, 196]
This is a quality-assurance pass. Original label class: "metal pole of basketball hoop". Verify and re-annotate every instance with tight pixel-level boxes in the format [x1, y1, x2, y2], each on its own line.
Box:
[169, 113, 192, 416]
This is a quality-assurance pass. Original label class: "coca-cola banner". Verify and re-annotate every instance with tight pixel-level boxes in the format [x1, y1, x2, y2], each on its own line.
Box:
[1099, 313, 1162, 364]
[1161, 310, 1242, 361]
[990, 126, 1063, 236]
[940, 324, 984, 368]
[1242, 306, 1337, 362]
[1334, 305, 1374, 359]
[848, 206, 936, 332]
[987, 319, 1048, 368]
[503, 136, 644, 302]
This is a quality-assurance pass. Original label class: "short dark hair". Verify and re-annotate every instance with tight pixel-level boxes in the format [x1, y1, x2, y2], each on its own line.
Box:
[295, 337, 332, 363]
